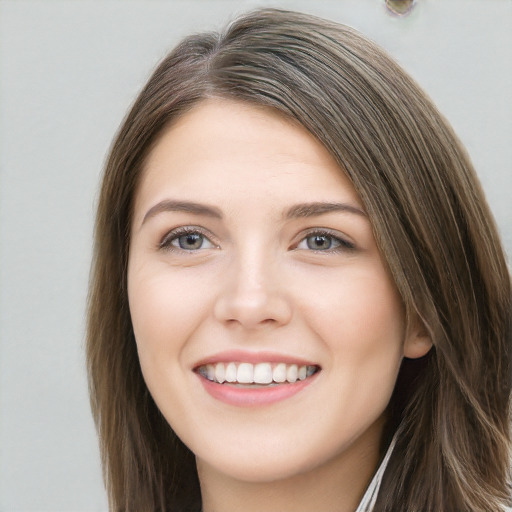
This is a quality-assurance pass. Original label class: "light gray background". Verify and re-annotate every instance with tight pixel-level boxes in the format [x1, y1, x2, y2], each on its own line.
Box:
[0, 0, 510, 510]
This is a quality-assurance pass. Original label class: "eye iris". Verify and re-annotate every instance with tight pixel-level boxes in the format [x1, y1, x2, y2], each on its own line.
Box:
[307, 235, 332, 250]
[178, 233, 203, 250]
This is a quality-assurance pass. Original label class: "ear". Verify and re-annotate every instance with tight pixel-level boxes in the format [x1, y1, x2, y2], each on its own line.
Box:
[403, 319, 433, 359]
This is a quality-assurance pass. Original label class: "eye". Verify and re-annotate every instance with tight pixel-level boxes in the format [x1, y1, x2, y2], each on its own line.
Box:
[160, 227, 217, 252]
[173, 233, 209, 250]
[296, 231, 354, 252]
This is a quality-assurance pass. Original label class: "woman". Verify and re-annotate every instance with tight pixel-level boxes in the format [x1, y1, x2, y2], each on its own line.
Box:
[87, 8, 511, 512]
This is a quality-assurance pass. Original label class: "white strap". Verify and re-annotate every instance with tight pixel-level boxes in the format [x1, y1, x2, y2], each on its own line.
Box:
[354, 433, 397, 512]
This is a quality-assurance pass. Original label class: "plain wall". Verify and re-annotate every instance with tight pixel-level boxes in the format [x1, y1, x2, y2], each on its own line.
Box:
[0, 0, 510, 510]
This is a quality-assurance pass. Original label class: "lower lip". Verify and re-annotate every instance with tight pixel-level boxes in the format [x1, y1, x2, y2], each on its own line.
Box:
[197, 373, 319, 407]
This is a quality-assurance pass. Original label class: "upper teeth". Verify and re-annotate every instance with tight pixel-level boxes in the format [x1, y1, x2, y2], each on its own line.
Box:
[198, 362, 317, 385]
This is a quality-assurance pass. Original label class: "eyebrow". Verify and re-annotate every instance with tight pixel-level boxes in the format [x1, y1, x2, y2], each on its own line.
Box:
[284, 202, 366, 219]
[141, 199, 366, 226]
[142, 200, 223, 225]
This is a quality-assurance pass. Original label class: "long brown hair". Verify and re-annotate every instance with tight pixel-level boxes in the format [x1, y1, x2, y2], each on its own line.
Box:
[87, 9, 511, 511]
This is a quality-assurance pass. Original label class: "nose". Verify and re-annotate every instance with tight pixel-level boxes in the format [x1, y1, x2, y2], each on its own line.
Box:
[213, 253, 293, 330]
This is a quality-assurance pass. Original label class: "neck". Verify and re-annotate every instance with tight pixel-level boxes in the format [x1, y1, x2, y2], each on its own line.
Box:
[197, 418, 385, 512]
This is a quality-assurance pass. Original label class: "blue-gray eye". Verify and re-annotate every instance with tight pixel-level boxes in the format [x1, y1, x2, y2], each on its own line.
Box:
[296, 232, 353, 252]
[168, 232, 215, 250]
[306, 234, 339, 250]
[175, 233, 203, 250]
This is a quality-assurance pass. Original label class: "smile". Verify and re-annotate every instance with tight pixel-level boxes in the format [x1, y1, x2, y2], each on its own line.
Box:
[197, 362, 319, 385]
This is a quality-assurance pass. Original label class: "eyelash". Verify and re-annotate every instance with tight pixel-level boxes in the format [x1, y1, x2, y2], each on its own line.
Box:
[159, 226, 217, 252]
[158, 227, 355, 253]
[295, 229, 355, 253]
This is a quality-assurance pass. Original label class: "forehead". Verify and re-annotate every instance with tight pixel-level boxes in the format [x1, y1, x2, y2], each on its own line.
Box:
[133, 98, 362, 222]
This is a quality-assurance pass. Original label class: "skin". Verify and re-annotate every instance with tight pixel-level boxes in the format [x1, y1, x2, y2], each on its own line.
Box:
[127, 98, 431, 512]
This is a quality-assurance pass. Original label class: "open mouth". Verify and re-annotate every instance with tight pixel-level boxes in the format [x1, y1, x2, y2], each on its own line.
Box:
[196, 362, 320, 386]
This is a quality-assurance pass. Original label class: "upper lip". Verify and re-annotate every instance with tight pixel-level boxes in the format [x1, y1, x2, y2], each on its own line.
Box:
[192, 349, 320, 370]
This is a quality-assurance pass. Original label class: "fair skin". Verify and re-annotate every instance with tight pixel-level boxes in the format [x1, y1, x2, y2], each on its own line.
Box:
[127, 98, 431, 512]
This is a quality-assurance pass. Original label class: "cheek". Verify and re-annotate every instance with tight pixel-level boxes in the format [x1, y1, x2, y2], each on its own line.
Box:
[297, 261, 405, 342]
[303, 274, 404, 451]
[127, 262, 213, 369]
[127, 261, 219, 428]
[295, 264, 405, 400]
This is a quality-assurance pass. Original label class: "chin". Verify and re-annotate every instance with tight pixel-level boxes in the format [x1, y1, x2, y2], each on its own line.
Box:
[198, 451, 324, 484]
[192, 412, 387, 486]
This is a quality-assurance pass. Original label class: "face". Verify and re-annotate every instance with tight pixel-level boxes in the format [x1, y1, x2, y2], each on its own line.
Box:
[128, 99, 429, 484]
